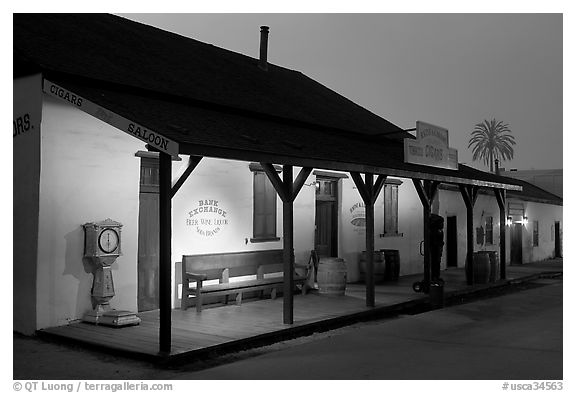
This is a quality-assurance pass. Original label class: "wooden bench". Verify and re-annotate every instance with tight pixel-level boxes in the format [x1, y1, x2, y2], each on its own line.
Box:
[181, 250, 311, 312]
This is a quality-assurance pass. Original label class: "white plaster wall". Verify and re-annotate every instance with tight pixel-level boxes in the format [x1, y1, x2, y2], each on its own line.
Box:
[375, 179, 426, 276]
[438, 189, 563, 267]
[171, 159, 315, 304]
[438, 190, 506, 268]
[13, 74, 43, 334]
[36, 95, 142, 329]
[339, 176, 425, 282]
[522, 200, 562, 262]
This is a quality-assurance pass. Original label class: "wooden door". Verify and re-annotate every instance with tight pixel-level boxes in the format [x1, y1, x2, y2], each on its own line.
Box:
[315, 201, 335, 257]
[315, 178, 338, 258]
[138, 157, 160, 312]
[554, 221, 562, 258]
[446, 216, 458, 267]
[510, 223, 523, 265]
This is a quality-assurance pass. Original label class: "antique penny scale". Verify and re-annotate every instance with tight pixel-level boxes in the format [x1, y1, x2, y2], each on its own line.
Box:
[82, 219, 140, 326]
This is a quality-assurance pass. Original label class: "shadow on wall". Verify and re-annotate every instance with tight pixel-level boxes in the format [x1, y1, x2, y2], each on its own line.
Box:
[63, 226, 93, 320]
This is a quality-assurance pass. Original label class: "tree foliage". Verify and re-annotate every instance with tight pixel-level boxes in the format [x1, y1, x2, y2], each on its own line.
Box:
[468, 119, 516, 172]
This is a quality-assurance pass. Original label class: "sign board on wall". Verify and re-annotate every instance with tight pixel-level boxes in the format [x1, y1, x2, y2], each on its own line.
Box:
[43, 80, 179, 157]
[404, 121, 458, 170]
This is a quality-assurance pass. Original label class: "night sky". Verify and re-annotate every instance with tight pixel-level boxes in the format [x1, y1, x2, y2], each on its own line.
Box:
[119, 13, 562, 172]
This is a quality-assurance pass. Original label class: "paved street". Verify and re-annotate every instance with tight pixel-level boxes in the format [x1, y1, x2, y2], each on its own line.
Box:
[13, 277, 562, 380]
[183, 278, 563, 380]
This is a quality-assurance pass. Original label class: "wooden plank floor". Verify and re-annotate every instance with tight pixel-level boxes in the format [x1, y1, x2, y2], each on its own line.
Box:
[39, 263, 555, 360]
[40, 288, 423, 359]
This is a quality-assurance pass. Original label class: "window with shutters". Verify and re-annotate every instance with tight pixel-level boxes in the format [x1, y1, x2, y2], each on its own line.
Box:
[382, 182, 401, 236]
[533, 220, 539, 247]
[251, 169, 279, 242]
[485, 216, 494, 245]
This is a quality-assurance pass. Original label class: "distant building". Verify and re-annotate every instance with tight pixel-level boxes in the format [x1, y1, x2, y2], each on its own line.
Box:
[500, 169, 562, 198]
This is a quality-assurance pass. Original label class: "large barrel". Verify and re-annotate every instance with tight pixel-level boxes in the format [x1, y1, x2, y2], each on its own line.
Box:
[359, 251, 385, 283]
[317, 257, 347, 295]
[473, 251, 490, 284]
[382, 249, 400, 282]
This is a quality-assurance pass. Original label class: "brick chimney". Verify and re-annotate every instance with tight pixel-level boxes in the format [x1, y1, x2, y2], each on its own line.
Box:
[259, 26, 269, 71]
[495, 159, 500, 175]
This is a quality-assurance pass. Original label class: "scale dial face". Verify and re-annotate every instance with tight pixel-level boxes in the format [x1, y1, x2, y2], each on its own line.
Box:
[98, 228, 119, 254]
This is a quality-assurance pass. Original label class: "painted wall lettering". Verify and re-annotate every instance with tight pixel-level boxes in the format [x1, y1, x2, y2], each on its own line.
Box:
[13, 113, 31, 137]
[14, 74, 42, 140]
[349, 201, 366, 229]
[186, 199, 230, 237]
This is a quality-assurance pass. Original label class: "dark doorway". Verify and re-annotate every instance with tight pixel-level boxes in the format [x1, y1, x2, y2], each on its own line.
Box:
[446, 216, 458, 267]
[315, 178, 338, 258]
[510, 223, 523, 265]
[137, 156, 160, 312]
[554, 221, 562, 258]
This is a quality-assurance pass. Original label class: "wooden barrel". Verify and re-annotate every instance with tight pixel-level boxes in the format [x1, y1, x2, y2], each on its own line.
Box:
[382, 249, 400, 282]
[359, 251, 385, 284]
[317, 257, 347, 295]
[473, 251, 490, 284]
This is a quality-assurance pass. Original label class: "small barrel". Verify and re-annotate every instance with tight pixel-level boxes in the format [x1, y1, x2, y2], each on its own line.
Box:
[359, 251, 385, 283]
[382, 249, 400, 282]
[473, 251, 490, 284]
[317, 257, 347, 295]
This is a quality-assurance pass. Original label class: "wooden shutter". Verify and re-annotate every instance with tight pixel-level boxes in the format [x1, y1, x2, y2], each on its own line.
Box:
[485, 216, 493, 244]
[253, 171, 277, 239]
[384, 184, 398, 235]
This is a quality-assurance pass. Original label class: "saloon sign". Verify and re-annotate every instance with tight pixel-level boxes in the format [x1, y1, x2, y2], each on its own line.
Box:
[404, 121, 458, 170]
[43, 80, 179, 157]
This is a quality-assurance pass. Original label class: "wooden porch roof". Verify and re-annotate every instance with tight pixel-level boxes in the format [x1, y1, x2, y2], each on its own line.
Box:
[14, 13, 522, 191]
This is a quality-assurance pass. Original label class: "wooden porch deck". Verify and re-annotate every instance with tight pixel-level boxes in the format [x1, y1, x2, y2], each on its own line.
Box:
[38, 261, 561, 363]
[39, 286, 427, 362]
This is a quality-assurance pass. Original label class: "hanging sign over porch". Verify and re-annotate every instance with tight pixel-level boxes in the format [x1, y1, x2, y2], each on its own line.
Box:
[43, 80, 179, 157]
[404, 121, 458, 170]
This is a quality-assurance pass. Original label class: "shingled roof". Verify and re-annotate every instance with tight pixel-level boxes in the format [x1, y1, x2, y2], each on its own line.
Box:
[506, 177, 562, 205]
[13, 13, 523, 190]
[14, 13, 406, 140]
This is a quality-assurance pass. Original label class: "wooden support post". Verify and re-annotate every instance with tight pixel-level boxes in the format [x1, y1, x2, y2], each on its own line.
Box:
[459, 184, 479, 285]
[351, 172, 387, 307]
[260, 163, 312, 324]
[282, 165, 294, 324]
[412, 179, 440, 290]
[494, 188, 507, 280]
[159, 152, 172, 354]
[171, 155, 202, 198]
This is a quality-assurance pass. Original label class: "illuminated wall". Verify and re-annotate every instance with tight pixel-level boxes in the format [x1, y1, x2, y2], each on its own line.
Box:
[437, 189, 562, 266]
[171, 159, 315, 306]
[36, 95, 142, 330]
[339, 176, 425, 282]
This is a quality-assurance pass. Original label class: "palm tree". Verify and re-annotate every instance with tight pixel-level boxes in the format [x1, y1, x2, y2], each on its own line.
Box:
[468, 118, 516, 173]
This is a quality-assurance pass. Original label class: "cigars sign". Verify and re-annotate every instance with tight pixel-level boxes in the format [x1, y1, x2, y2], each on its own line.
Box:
[186, 199, 229, 237]
[43, 80, 179, 157]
